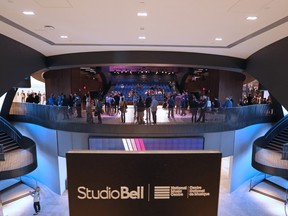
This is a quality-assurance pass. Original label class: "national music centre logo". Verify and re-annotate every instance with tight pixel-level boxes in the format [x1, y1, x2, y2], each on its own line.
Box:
[77, 185, 211, 201]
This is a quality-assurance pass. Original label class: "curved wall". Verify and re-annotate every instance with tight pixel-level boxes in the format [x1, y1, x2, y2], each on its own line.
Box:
[246, 36, 288, 109]
[0, 34, 46, 96]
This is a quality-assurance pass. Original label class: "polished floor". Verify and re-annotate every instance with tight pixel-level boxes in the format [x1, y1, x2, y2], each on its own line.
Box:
[62, 105, 225, 125]
[2, 106, 285, 215]
[2, 157, 286, 216]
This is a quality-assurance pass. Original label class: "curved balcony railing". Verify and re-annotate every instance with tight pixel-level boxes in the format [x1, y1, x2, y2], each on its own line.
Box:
[252, 139, 288, 178]
[8, 102, 274, 133]
[252, 115, 288, 178]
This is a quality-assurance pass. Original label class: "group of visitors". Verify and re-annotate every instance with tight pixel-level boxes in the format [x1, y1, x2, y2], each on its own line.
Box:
[132, 93, 158, 124]
[18, 88, 271, 125]
[20, 90, 45, 104]
[161, 92, 230, 123]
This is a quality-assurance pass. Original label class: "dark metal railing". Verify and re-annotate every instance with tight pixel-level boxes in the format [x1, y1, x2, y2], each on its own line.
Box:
[252, 140, 288, 177]
[9, 102, 273, 126]
[0, 144, 4, 161]
[252, 115, 288, 178]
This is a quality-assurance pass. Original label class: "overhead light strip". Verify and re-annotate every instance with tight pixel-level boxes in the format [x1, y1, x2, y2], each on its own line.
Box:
[137, 12, 148, 17]
[22, 11, 35, 15]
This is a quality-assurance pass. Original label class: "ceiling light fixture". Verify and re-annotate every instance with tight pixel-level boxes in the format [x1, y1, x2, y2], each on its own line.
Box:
[138, 36, 146, 40]
[215, 38, 223, 41]
[137, 12, 148, 17]
[60, 35, 68, 39]
[246, 16, 258, 21]
[22, 11, 35, 15]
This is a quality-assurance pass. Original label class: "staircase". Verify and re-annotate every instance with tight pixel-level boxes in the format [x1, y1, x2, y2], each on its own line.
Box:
[0, 130, 21, 153]
[266, 128, 288, 152]
[0, 116, 37, 180]
[252, 115, 288, 178]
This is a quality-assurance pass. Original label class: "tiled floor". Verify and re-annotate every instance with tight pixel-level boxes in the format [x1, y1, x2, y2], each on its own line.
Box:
[2, 157, 286, 216]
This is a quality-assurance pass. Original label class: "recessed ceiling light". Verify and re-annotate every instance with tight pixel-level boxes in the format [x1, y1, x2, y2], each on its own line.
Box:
[215, 38, 223, 41]
[246, 16, 258, 21]
[138, 36, 146, 40]
[44, 25, 55, 31]
[60, 35, 68, 39]
[137, 12, 148, 17]
[22, 11, 35, 15]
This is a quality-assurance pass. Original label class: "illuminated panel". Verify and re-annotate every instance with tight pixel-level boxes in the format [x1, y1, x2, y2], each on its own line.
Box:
[122, 138, 129, 151]
[135, 138, 141, 151]
[130, 139, 137, 151]
[89, 137, 204, 151]
[126, 139, 133, 151]
[139, 139, 146, 150]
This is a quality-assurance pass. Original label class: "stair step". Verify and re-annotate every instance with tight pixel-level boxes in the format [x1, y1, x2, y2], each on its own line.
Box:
[268, 142, 283, 148]
[275, 133, 288, 141]
[1, 182, 33, 205]
[274, 137, 288, 143]
[250, 177, 288, 203]
[279, 133, 288, 138]
[2, 139, 15, 145]
[3, 145, 20, 152]
[0, 137, 13, 143]
[266, 146, 282, 152]
[0, 179, 21, 191]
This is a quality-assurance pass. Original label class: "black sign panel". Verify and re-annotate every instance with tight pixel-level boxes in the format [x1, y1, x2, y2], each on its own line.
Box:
[66, 151, 221, 216]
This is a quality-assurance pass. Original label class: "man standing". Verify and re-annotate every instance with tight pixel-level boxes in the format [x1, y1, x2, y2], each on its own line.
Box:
[167, 95, 175, 118]
[95, 98, 103, 124]
[74, 93, 82, 118]
[132, 92, 138, 118]
[145, 93, 152, 123]
[137, 96, 145, 124]
[197, 96, 208, 123]
[150, 96, 158, 124]
[31, 186, 41, 215]
[175, 93, 182, 115]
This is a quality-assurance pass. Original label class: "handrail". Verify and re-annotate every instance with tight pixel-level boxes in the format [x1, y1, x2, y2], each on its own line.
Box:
[264, 115, 288, 140]
[0, 144, 4, 161]
[252, 115, 288, 149]
[9, 102, 273, 126]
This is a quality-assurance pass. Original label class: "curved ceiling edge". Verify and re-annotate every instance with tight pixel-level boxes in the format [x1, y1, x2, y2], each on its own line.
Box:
[47, 51, 246, 73]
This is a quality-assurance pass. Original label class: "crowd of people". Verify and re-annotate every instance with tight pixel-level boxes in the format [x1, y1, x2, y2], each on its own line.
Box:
[16, 87, 271, 125]
[19, 90, 46, 104]
[102, 90, 232, 124]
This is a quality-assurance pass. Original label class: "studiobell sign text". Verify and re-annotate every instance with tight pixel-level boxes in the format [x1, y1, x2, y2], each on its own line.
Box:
[66, 150, 221, 216]
[77, 186, 144, 200]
